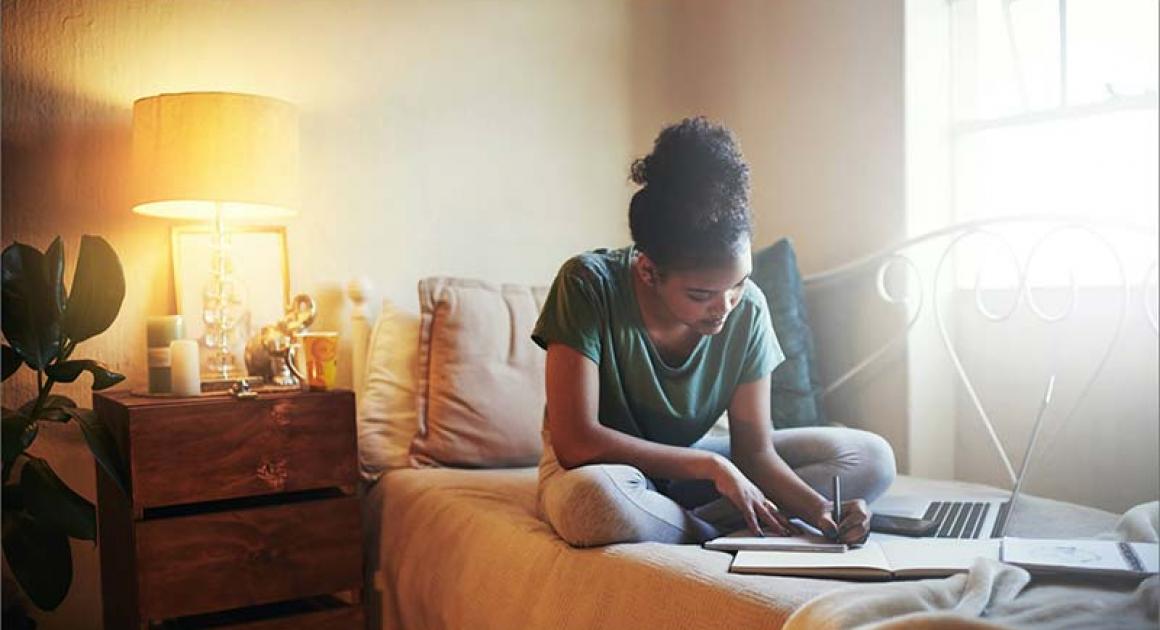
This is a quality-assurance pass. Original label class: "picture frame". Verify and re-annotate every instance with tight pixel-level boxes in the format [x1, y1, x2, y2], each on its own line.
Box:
[171, 225, 290, 349]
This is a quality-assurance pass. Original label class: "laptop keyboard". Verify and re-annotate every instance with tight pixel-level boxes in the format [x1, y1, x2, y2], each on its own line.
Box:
[922, 501, 1011, 538]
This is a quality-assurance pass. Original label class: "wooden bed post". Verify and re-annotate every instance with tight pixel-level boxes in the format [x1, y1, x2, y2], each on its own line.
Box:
[347, 277, 372, 400]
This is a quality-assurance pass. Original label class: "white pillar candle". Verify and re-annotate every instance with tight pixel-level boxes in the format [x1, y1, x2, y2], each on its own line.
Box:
[170, 340, 201, 396]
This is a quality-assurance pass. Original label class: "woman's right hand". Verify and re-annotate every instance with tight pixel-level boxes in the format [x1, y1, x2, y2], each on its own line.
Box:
[709, 456, 795, 537]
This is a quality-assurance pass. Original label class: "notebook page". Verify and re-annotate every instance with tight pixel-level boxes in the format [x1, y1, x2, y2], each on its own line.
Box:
[1003, 538, 1160, 576]
[731, 543, 892, 578]
[880, 539, 1001, 577]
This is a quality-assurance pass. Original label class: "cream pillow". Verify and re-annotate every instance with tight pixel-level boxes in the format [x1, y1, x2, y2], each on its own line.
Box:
[410, 278, 549, 468]
[357, 299, 421, 481]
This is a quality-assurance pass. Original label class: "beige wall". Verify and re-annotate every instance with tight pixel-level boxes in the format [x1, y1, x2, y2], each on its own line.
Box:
[632, 1, 907, 273]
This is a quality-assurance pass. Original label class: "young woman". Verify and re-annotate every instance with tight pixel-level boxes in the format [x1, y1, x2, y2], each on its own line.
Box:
[532, 117, 895, 547]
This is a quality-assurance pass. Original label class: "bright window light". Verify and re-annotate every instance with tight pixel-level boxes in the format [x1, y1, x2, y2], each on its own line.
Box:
[949, 0, 1158, 288]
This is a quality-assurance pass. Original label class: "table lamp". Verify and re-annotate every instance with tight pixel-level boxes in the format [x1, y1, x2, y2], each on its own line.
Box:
[132, 92, 299, 381]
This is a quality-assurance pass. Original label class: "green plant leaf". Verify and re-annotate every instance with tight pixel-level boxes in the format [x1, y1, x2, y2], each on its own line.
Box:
[2, 507, 73, 611]
[45, 360, 125, 390]
[20, 457, 96, 541]
[44, 236, 67, 317]
[2, 344, 22, 381]
[61, 235, 125, 345]
[18, 394, 77, 422]
[4, 481, 25, 510]
[2, 408, 38, 468]
[2, 243, 62, 369]
[61, 407, 129, 497]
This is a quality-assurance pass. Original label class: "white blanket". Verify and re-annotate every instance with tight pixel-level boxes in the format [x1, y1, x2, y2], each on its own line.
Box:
[784, 502, 1160, 630]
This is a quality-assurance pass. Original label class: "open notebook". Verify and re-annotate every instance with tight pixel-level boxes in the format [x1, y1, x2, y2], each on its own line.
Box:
[730, 539, 1001, 579]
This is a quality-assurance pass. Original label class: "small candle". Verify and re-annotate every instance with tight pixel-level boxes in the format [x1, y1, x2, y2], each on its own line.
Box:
[146, 316, 183, 393]
[170, 340, 201, 397]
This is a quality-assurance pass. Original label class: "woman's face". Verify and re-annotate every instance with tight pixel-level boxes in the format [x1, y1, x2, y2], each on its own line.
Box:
[645, 242, 752, 336]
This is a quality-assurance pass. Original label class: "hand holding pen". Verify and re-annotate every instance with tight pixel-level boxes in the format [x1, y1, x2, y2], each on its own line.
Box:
[815, 475, 871, 545]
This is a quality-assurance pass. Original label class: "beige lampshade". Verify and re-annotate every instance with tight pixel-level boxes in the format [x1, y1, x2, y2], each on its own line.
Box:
[131, 92, 299, 220]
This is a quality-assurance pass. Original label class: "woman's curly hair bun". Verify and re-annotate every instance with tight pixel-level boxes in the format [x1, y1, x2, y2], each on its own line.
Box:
[629, 117, 752, 270]
[630, 117, 748, 192]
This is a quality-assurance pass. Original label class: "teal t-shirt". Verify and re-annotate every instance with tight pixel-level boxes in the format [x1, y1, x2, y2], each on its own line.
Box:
[531, 246, 785, 447]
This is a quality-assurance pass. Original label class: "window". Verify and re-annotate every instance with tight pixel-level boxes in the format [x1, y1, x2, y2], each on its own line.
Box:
[948, 0, 1157, 287]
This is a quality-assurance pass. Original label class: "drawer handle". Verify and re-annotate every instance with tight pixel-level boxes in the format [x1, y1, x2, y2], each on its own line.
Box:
[248, 549, 284, 563]
[268, 403, 293, 427]
[256, 458, 289, 490]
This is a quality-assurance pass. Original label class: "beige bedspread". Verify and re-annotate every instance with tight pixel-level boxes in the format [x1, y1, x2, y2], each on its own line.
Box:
[363, 469, 1129, 630]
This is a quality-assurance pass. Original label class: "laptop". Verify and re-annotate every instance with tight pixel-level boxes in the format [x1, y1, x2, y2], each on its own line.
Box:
[871, 376, 1056, 540]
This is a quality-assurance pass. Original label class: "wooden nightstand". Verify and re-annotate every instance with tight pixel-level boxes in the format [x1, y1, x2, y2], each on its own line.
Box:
[93, 389, 365, 629]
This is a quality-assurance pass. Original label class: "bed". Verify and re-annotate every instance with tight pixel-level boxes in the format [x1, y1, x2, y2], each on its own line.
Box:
[348, 219, 1158, 630]
[364, 469, 1152, 629]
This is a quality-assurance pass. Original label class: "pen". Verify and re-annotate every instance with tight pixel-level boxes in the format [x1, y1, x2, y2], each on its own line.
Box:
[831, 475, 842, 541]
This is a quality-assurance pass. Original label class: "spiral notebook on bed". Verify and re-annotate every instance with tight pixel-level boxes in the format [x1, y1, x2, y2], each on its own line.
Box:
[1001, 538, 1160, 579]
[730, 539, 1001, 579]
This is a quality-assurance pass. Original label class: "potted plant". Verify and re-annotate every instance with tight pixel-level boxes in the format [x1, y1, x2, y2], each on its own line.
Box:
[2, 235, 131, 613]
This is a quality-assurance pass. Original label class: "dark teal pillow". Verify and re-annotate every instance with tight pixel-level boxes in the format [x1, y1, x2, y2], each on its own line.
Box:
[750, 239, 826, 429]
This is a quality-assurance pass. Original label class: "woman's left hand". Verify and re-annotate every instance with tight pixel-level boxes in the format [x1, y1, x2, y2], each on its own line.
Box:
[812, 499, 870, 545]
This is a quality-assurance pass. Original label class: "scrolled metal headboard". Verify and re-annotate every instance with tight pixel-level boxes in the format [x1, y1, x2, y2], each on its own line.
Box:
[801, 215, 1158, 485]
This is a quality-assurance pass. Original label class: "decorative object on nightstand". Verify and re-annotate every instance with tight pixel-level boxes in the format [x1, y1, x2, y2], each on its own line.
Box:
[245, 293, 317, 387]
[1, 235, 130, 612]
[145, 315, 182, 393]
[288, 331, 340, 391]
[92, 388, 365, 628]
[131, 91, 300, 382]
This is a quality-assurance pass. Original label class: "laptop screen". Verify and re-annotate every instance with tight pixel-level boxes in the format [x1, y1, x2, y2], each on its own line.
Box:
[996, 375, 1056, 538]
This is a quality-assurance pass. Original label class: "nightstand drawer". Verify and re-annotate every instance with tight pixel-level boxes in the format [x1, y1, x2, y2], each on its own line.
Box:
[202, 604, 364, 630]
[135, 495, 362, 621]
[129, 391, 357, 508]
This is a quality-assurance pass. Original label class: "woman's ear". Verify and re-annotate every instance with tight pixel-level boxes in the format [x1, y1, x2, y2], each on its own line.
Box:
[637, 254, 659, 287]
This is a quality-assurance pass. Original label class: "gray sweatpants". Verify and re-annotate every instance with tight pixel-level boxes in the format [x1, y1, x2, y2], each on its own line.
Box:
[537, 426, 897, 547]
